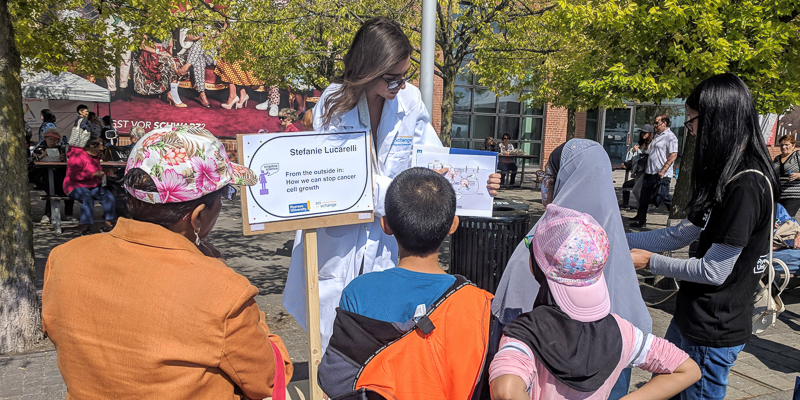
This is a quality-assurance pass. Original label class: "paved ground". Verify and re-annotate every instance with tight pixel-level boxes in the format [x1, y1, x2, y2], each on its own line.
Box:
[1, 170, 799, 399]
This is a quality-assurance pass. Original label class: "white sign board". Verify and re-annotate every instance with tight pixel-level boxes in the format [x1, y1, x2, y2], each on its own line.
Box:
[23, 98, 49, 126]
[240, 131, 374, 227]
[413, 146, 497, 217]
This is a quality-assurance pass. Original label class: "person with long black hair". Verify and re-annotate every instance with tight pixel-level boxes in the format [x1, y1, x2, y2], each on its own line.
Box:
[628, 73, 779, 400]
[38, 109, 57, 142]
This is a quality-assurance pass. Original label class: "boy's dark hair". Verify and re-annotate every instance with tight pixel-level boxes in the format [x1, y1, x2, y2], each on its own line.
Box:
[384, 167, 456, 257]
[77, 104, 88, 113]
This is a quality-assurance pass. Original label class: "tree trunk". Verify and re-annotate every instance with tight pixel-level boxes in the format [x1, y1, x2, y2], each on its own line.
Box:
[438, 69, 455, 147]
[669, 133, 696, 220]
[565, 108, 576, 141]
[0, 0, 43, 353]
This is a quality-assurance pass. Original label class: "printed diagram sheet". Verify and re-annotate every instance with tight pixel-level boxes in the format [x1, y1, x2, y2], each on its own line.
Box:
[413, 146, 497, 217]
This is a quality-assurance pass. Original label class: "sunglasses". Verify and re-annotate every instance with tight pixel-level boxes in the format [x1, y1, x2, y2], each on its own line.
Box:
[279, 116, 291, 121]
[383, 66, 417, 90]
[684, 114, 700, 134]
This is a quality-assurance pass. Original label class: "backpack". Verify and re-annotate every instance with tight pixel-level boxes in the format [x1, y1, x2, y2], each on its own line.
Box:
[319, 276, 493, 400]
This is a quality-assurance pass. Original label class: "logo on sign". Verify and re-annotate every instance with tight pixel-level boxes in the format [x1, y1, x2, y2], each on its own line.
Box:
[289, 202, 311, 214]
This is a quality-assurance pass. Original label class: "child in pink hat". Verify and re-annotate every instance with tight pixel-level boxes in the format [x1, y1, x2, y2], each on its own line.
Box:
[489, 204, 701, 400]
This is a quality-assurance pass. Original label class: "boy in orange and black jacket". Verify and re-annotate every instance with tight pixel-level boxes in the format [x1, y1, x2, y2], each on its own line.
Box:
[319, 167, 493, 400]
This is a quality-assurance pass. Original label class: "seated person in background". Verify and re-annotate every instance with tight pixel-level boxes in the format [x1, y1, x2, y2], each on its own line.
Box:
[101, 116, 118, 145]
[773, 203, 800, 250]
[319, 167, 494, 400]
[490, 204, 700, 400]
[63, 137, 116, 236]
[499, 133, 519, 185]
[481, 136, 498, 152]
[31, 129, 66, 162]
[128, 126, 144, 148]
[87, 112, 104, 138]
[30, 129, 73, 223]
[279, 108, 299, 132]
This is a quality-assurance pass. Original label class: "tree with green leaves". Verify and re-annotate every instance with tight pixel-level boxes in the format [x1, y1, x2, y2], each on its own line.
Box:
[212, 0, 556, 145]
[0, 0, 208, 353]
[474, 0, 800, 217]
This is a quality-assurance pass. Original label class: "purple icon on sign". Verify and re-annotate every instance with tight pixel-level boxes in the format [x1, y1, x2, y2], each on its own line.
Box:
[260, 165, 270, 195]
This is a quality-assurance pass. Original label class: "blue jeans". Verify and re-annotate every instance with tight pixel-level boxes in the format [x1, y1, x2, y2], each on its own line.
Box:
[68, 186, 116, 226]
[664, 320, 746, 400]
[608, 367, 632, 400]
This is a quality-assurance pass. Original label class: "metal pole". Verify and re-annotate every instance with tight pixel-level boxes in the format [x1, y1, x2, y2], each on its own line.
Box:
[420, 0, 436, 116]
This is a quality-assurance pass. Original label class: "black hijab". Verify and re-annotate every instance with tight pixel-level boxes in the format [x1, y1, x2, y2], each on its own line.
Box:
[501, 245, 623, 393]
[547, 142, 564, 176]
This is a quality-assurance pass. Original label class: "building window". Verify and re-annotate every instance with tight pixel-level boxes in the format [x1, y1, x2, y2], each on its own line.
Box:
[585, 109, 599, 142]
[452, 63, 545, 167]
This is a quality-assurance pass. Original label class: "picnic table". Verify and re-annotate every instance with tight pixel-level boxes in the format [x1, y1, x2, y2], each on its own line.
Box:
[33, 161, 127, 234]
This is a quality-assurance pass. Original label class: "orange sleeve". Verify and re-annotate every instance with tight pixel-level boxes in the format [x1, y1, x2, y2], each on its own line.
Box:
[41, 250, 55, 336]
[220, 285, 293, 399]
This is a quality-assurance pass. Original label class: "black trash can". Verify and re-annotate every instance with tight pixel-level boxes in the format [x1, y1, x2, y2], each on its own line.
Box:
[449, 199, 531, 293]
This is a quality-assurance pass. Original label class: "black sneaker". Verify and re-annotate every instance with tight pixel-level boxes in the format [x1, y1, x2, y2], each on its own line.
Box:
[80, 228, 93, 236]
[630, 221, 647, 228]
[101, 226, 113, 233]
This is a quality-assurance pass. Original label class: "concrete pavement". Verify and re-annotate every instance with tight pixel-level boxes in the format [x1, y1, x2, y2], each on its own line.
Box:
[2, 170, 799, 399]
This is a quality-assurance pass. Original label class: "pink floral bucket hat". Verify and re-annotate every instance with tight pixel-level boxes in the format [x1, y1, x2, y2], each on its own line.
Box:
[125, 126, 257, 204]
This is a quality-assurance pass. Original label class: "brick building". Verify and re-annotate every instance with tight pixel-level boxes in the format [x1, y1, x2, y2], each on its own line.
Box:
[425, 74, 787, 173]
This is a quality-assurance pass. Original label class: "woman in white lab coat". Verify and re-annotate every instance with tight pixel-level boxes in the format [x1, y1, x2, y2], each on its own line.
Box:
[282, 17, 499, 352]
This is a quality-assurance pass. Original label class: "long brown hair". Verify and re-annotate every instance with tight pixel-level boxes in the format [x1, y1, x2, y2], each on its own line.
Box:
[321, 17, 413, 126]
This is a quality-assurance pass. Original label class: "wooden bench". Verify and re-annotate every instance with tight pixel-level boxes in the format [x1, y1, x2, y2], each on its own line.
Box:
[39, 195, 71, 234]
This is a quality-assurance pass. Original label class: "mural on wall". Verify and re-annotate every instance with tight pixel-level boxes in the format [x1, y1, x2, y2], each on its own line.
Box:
[103, 24, 319, 137]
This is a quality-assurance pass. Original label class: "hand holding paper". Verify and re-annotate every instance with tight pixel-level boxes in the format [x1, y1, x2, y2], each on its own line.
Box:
[413, 146, 498, 217]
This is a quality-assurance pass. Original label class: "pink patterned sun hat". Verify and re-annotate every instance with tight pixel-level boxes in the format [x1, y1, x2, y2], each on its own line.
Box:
[125, 126, 257, 204]
[531, 204, 611, 322]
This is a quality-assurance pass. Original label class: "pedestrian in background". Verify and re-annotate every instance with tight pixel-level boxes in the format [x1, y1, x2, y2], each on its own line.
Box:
[620, 124, 654, 209]
[773, 134, 800, 219]
[630, 115, 678, 227]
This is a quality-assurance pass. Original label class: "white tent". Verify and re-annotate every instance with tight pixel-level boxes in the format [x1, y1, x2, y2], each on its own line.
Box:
[21, 70, 110, 141]
[21, 70, 110, 103]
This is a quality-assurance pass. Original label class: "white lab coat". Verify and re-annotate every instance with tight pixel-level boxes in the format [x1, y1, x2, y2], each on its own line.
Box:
[282, 83, 442, 352]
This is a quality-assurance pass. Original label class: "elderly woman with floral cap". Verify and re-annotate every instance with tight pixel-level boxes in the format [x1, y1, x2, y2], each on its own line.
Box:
[42, 126, 292, 399]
